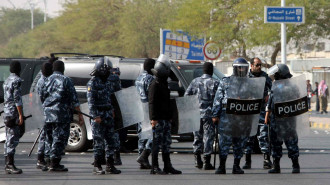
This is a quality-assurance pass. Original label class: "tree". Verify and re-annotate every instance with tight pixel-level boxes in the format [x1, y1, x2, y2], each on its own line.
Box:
[169, 0, 330, 65]
[0, 8, 45, 44]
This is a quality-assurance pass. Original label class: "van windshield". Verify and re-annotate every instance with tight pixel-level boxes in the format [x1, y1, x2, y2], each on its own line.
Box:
[0, 65, 10, 82]
[177, 65, 225, 84]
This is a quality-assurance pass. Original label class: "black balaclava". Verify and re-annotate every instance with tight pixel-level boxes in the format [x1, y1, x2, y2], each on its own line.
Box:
[203, 62, 213, 76]
[53, 60, 65, 74]
[42, 62, 53, 77]
[10, 61, 21, 76]
[144, 58, 156, 75]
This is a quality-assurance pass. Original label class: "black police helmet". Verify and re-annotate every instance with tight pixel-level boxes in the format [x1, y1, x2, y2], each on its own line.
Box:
[203, 62, 213, 76]
[144, 58, 156, 75]
[10, 61, 21, 76]
[268, 64, 292, 80]
[90, 58, 110, 77]
[53, 60, 65, 74]
[232, 57, 249, 77]
[41, 62, 53, 77]
[151, 54, 171, 79]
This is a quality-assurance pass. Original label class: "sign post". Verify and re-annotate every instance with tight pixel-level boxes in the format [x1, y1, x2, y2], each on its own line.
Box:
[264, 1, 305, 65]
[160, 29, 205, 61]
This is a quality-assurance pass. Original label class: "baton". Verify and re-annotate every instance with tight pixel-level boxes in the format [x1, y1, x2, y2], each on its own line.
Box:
[73, 109, 93, 119]
[0, 115, 32, 129]
[213, 123, 218, 168]
[28, 128, 43, 157]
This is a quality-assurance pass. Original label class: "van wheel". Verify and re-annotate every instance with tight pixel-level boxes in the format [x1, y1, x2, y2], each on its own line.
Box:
[65, 122, 89, 152]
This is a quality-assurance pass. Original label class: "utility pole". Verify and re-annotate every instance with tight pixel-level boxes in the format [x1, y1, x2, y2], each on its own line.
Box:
[281, 0, 286, 64]
[43, 0, 47, 22]
[28, 0, 35, 29]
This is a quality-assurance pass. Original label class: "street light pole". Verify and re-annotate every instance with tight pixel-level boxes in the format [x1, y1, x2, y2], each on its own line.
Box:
[281, 0, 286, 64]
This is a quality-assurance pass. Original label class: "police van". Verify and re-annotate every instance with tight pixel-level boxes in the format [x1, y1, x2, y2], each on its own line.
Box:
[0, 53, 225, 152]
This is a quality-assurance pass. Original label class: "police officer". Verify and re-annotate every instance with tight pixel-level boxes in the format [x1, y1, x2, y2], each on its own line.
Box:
[107, 60, 123, 166]
[135, 58, 155, 169]
[243, 57, 272, 169]
[265, 64, 300, 174]
[212, 58, 250, 174]
[41, 60, 84, 172]
[149, 54, 181, 174]
[36, 61, 54, 170]
[185, 62, 219, 170]
[3, 61, 24, 174]
[87, 58, 121, 175]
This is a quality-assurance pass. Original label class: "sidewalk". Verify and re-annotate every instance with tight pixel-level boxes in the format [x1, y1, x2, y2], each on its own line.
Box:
[309, 102, 330, 130]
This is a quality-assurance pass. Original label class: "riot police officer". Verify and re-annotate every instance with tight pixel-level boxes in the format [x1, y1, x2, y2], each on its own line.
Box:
[135, 58, 155, 169]
[265, 64, 300, 174]
[149, 54, 181, 175]
[3, 61, 24, 174]
[36, 61, 54, 170]
[107, 60, 123, 166]
[243, 57, 273, 169]
[87, 58, 121, 175]
[185, 62, 219, 170]
[41, 60, 84, 172]
[212, 58, 251, 174]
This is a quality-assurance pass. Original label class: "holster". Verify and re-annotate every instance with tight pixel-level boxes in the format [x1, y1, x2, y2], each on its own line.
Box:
[4, 116, 17, 128]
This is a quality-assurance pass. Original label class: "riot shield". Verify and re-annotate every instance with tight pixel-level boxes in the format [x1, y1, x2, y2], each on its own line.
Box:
[272, 75, 309, 140]
[176, 95, 200, 134]
[114, 86, 144, 129]
[22, 93, 44, 132]
[140, 102, 152, 140]
[0, 103, 5, 141]
[225, 76, 266, 137]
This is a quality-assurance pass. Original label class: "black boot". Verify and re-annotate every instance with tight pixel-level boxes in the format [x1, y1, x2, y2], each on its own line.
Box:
[91, 151, 106, 166]
[291, 157, 300, 173]
[162, 153, 182, 174]
[106, 156, 121, 174]
[232, 158, 244, 174]
[137, 149, 152, 169]
[114, 151, 122, 166]
[194, 154, 203, 169]
[203, 155, 215, 170]
[5, 155, 23, 174]
[242, 153, 251, 169]
[263, 154, 272, 169]
[150, 151, 165, 175]
[41, 156, 50, 171]
[93, 158, 105, 175]
[48, 158, 68, 172]
[215, 157, 226, 174]
[268, 158, 281, 173]
[36, 153, 47, 169]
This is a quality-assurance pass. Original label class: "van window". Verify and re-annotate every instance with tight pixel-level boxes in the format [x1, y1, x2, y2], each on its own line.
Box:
[32, 64, 42, 80]
[178, 65, 225, 84]
[0, 65, 10, 82]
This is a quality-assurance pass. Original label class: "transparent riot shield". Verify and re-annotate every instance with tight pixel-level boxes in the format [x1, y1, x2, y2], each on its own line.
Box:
[226, 76, 266, 137]
[140, 102, 152, 140]
[22, 93, 44, 132]
[272, 75, 309, 140]
[0, 103, 5, 141]
[115, 86, 144, 129]
[176, 95, 200, 134]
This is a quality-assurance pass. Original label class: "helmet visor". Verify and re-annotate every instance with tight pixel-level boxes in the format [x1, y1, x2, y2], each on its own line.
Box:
[267, 65, 279, 76]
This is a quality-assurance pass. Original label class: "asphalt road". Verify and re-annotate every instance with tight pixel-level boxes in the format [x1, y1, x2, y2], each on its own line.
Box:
[0, 107, 329, 185]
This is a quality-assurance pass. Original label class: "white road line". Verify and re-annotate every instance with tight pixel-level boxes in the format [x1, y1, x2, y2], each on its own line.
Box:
[320, 150, 325, 152]
[305, 150, 310, 152]
[314, 130, 319, 134]
[22, 150, 26, 153]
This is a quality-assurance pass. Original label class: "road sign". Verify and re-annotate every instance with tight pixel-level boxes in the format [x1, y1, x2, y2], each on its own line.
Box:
[264, 6, 305, 24]
[203, 41, 221, 60]
[160, 29, 205, 60]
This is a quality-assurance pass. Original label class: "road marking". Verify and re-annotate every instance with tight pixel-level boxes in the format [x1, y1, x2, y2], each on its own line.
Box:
[311, 122, 330, 130]
[80, 152, 85, 155]
[320, 150, 325, 152]
[22, 150, 26, 153]
[314, 130, 319, 134]
[305, 150, 309, 152]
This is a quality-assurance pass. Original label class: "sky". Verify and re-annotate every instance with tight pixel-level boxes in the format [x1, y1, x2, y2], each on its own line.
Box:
[0, 0, 64, 17]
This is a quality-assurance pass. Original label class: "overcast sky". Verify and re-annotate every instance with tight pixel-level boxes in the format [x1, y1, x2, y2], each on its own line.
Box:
[0, 0, 64, 17]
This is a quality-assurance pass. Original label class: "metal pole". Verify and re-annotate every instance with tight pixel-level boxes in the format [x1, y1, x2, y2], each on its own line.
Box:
[281, 0, 286, 64]
[44, 0, 47, 22]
